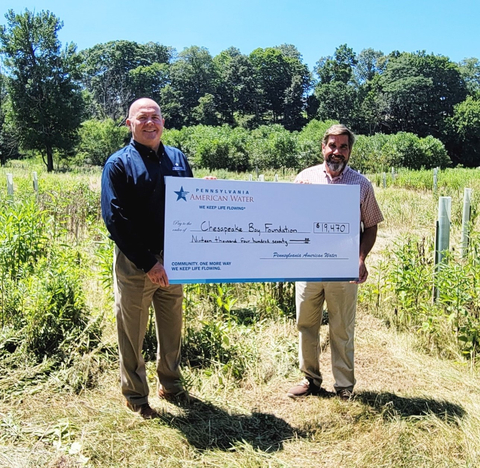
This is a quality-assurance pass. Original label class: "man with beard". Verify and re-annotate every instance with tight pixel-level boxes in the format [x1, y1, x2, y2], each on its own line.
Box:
[287, 124, 383, 401]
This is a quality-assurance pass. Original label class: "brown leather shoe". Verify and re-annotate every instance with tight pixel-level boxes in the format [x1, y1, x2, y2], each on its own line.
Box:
[287, 378, 333, 399]
[126, 401, 160, 419]
[158, 388, 190, 404]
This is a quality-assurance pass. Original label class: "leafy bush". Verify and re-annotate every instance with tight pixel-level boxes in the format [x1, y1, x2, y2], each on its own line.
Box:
[352, 132, 450, 172]
[0, 194, 101, 362]
[295, 119, 338, 169]
[248, 124, 299, 170]
[0, 197, 51, 280]
[351, 133, 390, 173]
[445, 96, 480, 166]
[164, 125, 251, 171]
[20, 252, 100, 358]
[75, 119, 129, 166]
[363, 235, 480, 360]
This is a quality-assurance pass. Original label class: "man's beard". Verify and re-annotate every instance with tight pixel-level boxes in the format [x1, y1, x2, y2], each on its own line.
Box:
[325, 158, 345, 173]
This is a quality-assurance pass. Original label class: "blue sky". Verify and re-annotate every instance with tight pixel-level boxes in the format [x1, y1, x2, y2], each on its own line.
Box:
[3, 0, 479, 71]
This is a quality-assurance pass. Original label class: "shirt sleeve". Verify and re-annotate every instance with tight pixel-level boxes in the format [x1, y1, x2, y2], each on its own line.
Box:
[101, 158, 157, 272]
[360, 182, 384, 229]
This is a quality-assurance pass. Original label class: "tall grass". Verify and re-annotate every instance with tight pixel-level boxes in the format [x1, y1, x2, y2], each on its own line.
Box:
[1, 164, 480, 467]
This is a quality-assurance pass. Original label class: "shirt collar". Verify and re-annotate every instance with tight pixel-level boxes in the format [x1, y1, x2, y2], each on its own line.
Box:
[322, 162, 350, 181]
[131, 139, 165, 160]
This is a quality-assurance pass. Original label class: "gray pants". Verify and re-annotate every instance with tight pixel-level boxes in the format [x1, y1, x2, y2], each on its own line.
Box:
[114, 247, 184, 405]
[295, 281, 358, 391]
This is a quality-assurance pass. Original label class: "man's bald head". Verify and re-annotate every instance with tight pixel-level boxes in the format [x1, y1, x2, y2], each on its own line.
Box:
[128, 98, 162, 119]
[126, 98, 165, 152]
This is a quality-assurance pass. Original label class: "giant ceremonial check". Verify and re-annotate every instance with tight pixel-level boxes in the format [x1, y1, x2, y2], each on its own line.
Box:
[164, 177, 360, 283]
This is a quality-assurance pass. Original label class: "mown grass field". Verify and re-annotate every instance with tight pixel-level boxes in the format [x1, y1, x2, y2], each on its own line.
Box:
[1, 163, 480, 467]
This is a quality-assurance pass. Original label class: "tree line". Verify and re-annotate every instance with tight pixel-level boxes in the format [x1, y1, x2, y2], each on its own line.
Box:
[1, 8, 479, 171]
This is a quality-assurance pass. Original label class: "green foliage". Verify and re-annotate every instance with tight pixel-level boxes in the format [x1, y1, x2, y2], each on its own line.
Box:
[0, 83, 20, 165]
[382, 132, 450, 170]
[445, 96, 480, 166]
[164, 125, 251, 171]
[75, 119, 129, 166]
[0, 193, 101, 363]
[248, 125, 299, 170]
[80, 40, 172, 120]
[296, 119, 338, 168]
[458, 57, 480, 95]
[378, 52, 467, 138]
[164, 124, 301, 172]
[314, 81, 357, 127]
[383, 238, 434, 328]
[0, 9, 84, 171]
[250, 46, 311, 129]
[163, 120, 449, 174]
[0, 197, 51, 280]
[179, 283, 255, 380]
[19, 252, 97, 358]
[315, 44, 358, 85]
[168, 46, 219, 127]
[192, 125, 250, 172]
[178, 281, 295, 381]
[351, 133, 390, 173]
[351, 132, 450, 173]
[364, 235, 480, 360]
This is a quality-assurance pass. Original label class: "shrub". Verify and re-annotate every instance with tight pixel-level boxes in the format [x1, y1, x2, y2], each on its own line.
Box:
[20, 252, 99, 358]
[351, 132, 450, 173]
[248, 124, 299, 170]
[75, 119, 129, 166]
[164, 125, 251, 172]
[296, 119, 338, 169]
[0, 194, 101, 362]
[0, 197, 51, 280]
[351, 133, 390, 173]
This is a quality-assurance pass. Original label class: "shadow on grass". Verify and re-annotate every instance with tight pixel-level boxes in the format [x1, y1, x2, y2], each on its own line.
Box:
[355, 391, 466, 423]
[161, 396, 304, 452]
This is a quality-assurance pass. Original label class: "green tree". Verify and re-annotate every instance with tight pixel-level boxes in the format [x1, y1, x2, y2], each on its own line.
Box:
[312, 45, 359, 130]
[315, 44, 357, 85]
[192, 93, 221, 126]
[445, 96, 480, 166]
[378, 52, 467, 138]
[168, 46, 219, 127]
[458, 58, 480, 96]
[0, 9, 84, 171]
[354, 48, 387, 84]
[250, 46, 310, 129]
[213, 47, 261, 127]
[314, 81, 357, 128]
[80, 40, 172, 120]
[0, 73, 20, 164]
[129, 62, 169, 104]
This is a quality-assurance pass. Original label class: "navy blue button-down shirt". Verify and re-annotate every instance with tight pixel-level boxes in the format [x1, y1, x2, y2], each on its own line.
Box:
[101, 139, 193, 273]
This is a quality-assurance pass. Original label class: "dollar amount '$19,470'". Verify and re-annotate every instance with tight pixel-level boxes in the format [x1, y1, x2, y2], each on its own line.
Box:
[313, 222, 350, 234]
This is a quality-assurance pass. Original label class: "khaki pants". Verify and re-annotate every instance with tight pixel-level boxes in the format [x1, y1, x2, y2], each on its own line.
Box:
[295, 281, 358, 391]
[114, 247, 184, 405]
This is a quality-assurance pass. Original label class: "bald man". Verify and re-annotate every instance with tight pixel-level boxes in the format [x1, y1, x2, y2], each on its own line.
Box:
[101, 98, 193, 418]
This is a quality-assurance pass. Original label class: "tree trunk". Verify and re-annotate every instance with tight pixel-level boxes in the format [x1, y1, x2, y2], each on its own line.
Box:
[46, 144, 54, 172]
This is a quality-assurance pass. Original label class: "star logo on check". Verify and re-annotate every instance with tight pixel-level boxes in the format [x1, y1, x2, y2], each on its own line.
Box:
[174, 186, 189, 201]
